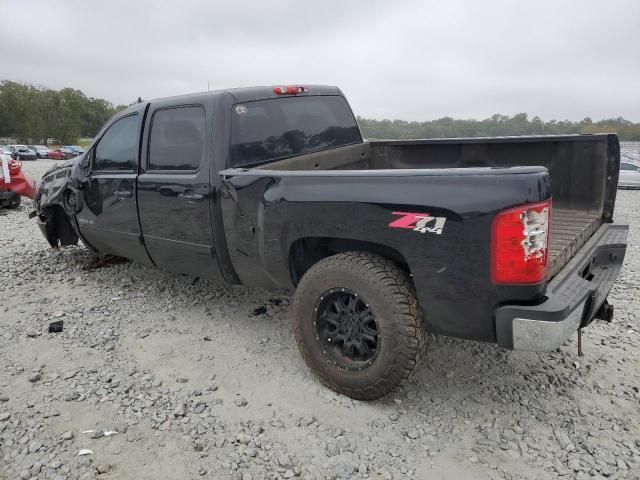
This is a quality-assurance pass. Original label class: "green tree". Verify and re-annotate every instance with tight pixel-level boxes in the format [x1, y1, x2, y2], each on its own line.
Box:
[359, 112, 640, 141]
[0, 80, 125, 144]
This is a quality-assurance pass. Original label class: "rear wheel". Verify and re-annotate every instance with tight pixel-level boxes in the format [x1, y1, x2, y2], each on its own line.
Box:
[292, 252, 426, 400]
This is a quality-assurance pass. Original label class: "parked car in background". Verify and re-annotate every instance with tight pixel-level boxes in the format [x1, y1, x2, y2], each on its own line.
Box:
[9, 145, 37, 161]
[60, 146, 77, 158]
[28, 145, 51, 159]
[0, 158, 36, 208]
[62, 145, 85, 157]
[619, 158, 640, 189]
[48, 149, 67, 160]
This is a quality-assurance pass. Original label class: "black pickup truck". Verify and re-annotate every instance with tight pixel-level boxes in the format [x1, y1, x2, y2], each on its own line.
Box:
[34, 85, 628, 400]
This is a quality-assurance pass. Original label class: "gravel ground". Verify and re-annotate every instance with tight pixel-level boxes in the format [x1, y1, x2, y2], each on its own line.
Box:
[1, 159, 639, 480]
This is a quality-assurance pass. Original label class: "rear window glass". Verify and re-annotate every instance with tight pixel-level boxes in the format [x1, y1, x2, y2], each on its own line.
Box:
[230, 95, 362, 168]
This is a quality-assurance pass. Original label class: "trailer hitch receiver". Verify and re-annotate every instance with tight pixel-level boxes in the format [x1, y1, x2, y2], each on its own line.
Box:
[594, 300, 614, 323]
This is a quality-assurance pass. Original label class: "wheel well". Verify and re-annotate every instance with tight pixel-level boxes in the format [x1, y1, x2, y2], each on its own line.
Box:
[288, 237, 411, 286]
[40, 204, 78, 247]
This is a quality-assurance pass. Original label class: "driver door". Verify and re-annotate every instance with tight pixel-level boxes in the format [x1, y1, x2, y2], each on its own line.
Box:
[77, 108, 151, 265]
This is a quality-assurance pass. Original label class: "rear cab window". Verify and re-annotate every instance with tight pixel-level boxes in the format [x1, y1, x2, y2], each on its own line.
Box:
[230, 95, 362, 168]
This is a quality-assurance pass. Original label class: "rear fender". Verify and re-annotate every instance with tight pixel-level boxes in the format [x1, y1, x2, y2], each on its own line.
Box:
[221, 168, 553, 343]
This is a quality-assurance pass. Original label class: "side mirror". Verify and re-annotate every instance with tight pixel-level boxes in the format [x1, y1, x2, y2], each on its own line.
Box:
[80, 151, 91, 173]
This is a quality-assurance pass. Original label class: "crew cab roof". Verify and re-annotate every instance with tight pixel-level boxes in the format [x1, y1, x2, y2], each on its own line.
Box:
[122, 85, 343, 114]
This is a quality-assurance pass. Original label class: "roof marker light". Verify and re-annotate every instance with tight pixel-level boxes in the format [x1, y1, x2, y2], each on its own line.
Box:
[273, 85, 308, 95]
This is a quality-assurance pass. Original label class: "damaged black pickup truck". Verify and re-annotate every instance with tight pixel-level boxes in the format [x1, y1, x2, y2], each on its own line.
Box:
[34, 85, 628, 400]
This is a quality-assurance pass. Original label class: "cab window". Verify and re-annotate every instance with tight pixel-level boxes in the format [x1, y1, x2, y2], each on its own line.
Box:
[148, 106, 205, 171]
[94, 115, 139, 171]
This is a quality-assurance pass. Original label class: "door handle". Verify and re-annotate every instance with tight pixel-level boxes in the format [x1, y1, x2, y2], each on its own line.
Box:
[178, 192, 204, 201]
[113, 190, 132, 200]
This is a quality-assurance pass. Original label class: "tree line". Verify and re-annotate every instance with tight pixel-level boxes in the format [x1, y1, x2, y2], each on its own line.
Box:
[0, 80, 127, 144]
[1, 80, 639, 143]
[358, 113, 640, 141]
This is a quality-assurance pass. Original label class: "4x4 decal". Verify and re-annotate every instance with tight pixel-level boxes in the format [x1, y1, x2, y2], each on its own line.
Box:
[389, 212, 446, 235]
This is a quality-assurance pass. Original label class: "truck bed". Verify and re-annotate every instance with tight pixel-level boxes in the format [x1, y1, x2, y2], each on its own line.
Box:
[548, 208, 601, 279]
[257, 134, 619, 279]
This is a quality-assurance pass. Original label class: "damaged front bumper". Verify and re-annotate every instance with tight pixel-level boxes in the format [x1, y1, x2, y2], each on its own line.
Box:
[32, 157, 83, 247]
[34, 203, 79, 248]
[495, 223, 628, 351]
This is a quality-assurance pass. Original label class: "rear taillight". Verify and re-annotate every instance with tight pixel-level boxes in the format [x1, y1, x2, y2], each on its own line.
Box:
[491, 200, 552, 284]
[273, 85, 307, 95]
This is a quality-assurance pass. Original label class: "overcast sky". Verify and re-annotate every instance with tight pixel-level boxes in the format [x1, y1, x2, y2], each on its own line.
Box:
[1, 0, 639, 121]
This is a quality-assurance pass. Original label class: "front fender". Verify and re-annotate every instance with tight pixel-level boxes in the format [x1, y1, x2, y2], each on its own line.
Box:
[34, 158, 85, 248]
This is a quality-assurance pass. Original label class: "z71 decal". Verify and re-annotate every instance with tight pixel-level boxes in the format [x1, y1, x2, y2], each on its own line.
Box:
[389, 212, 447, 235]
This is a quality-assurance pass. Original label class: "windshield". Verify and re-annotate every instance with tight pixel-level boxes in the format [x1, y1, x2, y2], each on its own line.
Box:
[230, 95, 362, 168]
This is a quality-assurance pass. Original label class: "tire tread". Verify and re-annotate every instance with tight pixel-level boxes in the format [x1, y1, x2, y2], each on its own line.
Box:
[292, 251, 426, 400]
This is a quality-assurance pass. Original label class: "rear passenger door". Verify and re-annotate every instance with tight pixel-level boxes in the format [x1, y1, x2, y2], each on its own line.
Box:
[137, 100, 222, 280]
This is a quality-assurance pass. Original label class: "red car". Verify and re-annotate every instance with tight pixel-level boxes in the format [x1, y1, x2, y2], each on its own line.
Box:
[48, 149, 66, 160]
[1, 158, 36, 208]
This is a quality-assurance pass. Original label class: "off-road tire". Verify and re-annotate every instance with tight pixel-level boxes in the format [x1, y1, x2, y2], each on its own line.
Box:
[292, 252, 426, 400]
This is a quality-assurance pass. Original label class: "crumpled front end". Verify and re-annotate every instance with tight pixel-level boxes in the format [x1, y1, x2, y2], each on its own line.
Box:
[33, 158, 84, 248]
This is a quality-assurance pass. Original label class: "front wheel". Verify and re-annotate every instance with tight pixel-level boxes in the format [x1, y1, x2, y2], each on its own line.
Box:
[292, 252, 426, 400]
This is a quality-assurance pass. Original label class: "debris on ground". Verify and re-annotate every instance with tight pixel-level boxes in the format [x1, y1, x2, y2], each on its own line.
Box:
[48, 320, 64, 333]
[81, 429, 118, 438]
[250, 305, 268, 316]
[84, 254, 129, 270]
[250, 298, 288, 317]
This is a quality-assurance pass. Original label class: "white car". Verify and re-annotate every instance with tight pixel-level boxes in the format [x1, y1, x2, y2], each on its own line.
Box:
[619, 160, 640, 189]
[0, 147, 12, 160]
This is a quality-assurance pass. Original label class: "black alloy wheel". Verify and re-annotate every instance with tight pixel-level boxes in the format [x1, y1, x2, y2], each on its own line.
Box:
[314, 288, 380, 371]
